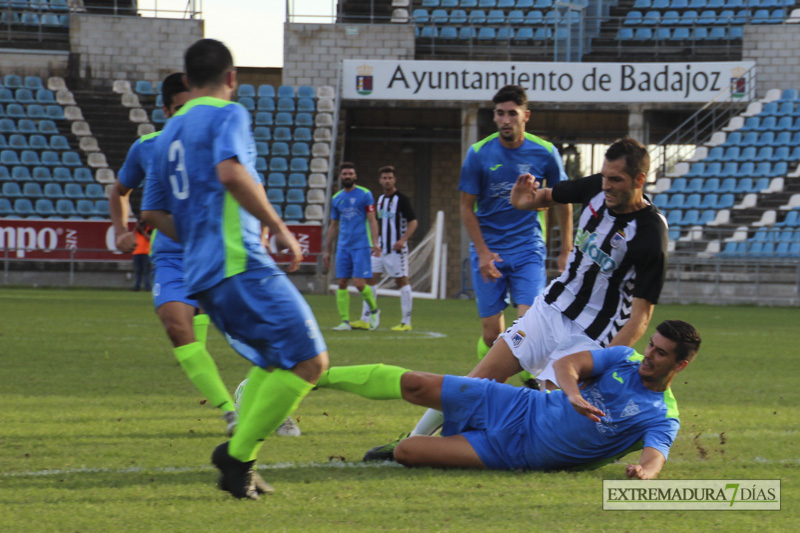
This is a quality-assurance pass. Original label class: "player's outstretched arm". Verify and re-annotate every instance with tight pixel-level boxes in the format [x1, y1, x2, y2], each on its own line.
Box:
[553, 351, 606, 423]
[217, 157, 303, 271]
[510, 174, 553, 211]
[626, 447, 666, 480]
[109, 180, 137, 253]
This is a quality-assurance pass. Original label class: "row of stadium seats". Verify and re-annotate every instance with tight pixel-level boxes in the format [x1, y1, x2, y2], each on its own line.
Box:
[718, 240, 800, 257]
[0, 104, 65, 120]
[0, 133, 70, 150]
[681, 161, 789, 178]
[662, 208, 720, 226]
[719, 130, 800, 147]
[657, 192, 737, 209]
[2, 181, 105, 200]
[0, 75, 48, 89]
[624, 8, 789, 24]
[0, 165, 96, 182]
[632, 0, 796, 8]
[617, 25, 743, 39]
[413, 7, 559, 24]
[254, 141, 330, 158]
[666, 176, 782, 194]
[0, 12, 69, 27]
[0, 0, 70, 10]
[752, 101, 800, 116]
[736, 115, 800, 131]
[0, 148, 83, 167]
[0, 88, 59, 104]
[265, 172, 327, 189]
[0, 198, 109, 219]
[703, 145, 800, 162]
[266, 188, 325, 205]
[237, 84, 322, 99]
[416, 0, 559, 7]
[417, 25, 559, 40]
[258, 157, 329, 174]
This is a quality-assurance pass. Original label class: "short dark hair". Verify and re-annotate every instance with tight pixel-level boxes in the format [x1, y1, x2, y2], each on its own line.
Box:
[379, 165, 395, 175]
[605, 137, 650, 180]
[184, 38, 234, 89]
[656, 320, 701, 363]
[339, 162, 356, 173]
[161, 72, 188, 109]
[492, 85, 528, 107]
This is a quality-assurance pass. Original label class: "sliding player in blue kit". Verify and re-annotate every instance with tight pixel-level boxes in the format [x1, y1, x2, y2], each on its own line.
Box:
[142, 39, 328, 500]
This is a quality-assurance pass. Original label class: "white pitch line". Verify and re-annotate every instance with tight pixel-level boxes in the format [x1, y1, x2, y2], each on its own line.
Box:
[1, 461, 403, 478]
[329, 331, 447, 340]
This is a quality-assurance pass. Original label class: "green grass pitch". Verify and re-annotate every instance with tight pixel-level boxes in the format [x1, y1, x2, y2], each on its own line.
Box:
[0, 288, 797, 531]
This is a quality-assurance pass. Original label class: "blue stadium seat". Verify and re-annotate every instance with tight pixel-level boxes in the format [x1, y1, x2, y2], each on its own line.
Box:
[284, 204, 303, 221]
[295, 112, 314, 127]
[770, 146, 789, 162]
[689, 0, 707, 7]
[258, 85, 276, 98]
[275, 112, 293, 126]
[255, 112, 273, 126]
[43, 182, 63, 198]
[267, 189, 285, 204]
[75, 199, 94, 217]
[152, 109, 166, 124]
[135, 81, 156, 95]
[29, 134, 49, 150]
[497, 0, 514, 6]
[297, 97, 315, 112]
[533, 27, 552, 40]
[634, 0, 652, 7]
[761, 101, 780, 116]
[769, 8, 786, 22]
[441, 26, 459, 39]
[277, 98, 295, 112]
[449, 9, 468, 23]
[12, 166, 31, 181]
[238, 84, 255, 98]
[7, 104, 26, 119]
[288, 173, 307, 188]
[255, 142, 269, 156]
[666, 193, 685, 209]
[290, 158, 309, 172]
[508, 9, 524, 23]
[479, 0, 497, 6]
[514, 0, 532, 6]
[62, 151, 81, 167]
[21, 150, 41, 166]
[718, 177, 737, 193]
[256, 157, 268, 172]
[535, 0, 553, 7]
[93, 199, 110, 217]
[684, 193, 702, 209]
[86, 183, 105, 199]
[729, 161, 750, 178]
[277, 85, 295, 98]
[14, 198, 35, 217]
[294, 127, 312, 141]
[269, 157, 288, 172]
[271, 142, 290, 156]
[0, 89, 14, 104]
[716, 9, 735, 23]
[3, 75, 22, 89]
[487, 9, 505, 23]
[685, 162, 705, 178]
[430, 9, 448, 23]
[701, 177, 720, 193]
[35, 198, 55, 217]
[661, 10, 680, 24]
[27, 105, 46, 120]
[671, 27, 690, 40]
[699, 193, 718, 209]
[42, 13, 62, 27]
[655, 27, 671, 40]
[297, 86, 315, 99]
[0, 198, 12, 217]
[679, 10, 699, 24]
[642, 11, 660, 25]
[666, 210, 683, 226]
[69, 167, 89, 182]
[752, 8, 771, 22]
[756, 116, 778, 131]
[0, 118, 15, 133]
[478, 27, 497, 41]
[524, 10, 543, 24]
[707, 146, 729, 161]
[65, 183, 85, 199]
[776, 210, 800, 227]
[616, 28, 634, 40]
[292, 142, 310, 157]
[53, 167, 72, 182]
[669, 177, 687, 192]
[9, 134, 28, 149]
[698, 209, 715, 225]
[33, 167, 53, 182]
[515, 27, 534, 41]
[286, 189, 305, 204]
[253, 127, 271, 141]
[54, 198, 75, 216]
[2, 182, 23, 198]
[758, 131, 775, 146]
[273, 127, 292, 142]
[732, 9, 751, 23]
[468, 9, 487, 23]
[686, 177, 705, 193]
[267, 173, 287, 188]
[708, 26, 726, 40]
[257, 97, 276, 111]
[238, 97, 255, 111]
[625, 10, 643, 25]
[38, 120, 58, 134]
[16, 89, 35, 104]
[1, 149, 20, 165]
[717, 193, 735, 209]
[50, 135, 69, 150]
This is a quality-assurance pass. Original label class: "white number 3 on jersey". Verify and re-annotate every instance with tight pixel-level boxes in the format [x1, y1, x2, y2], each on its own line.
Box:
[169, 140, 189, 200]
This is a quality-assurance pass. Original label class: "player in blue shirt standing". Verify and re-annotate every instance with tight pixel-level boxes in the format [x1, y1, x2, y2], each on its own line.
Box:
[314, 319, 699, 478]
[142, 39, 328, 500]
[459, 85, 573, 384]
[109, 73, 240, 433]
[323, 163, 381, 331]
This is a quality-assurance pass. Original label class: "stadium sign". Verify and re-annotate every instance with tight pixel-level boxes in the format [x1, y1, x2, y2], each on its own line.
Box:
[342, 60, 755, 103]
[0, 219, 322, 263]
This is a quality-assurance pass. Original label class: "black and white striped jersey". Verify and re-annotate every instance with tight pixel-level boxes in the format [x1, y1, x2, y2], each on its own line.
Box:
[376, 191, 417, 254]
[544, 174, 668, 347]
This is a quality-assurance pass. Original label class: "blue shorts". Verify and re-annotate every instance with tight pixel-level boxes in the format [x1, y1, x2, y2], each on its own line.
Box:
[336, 247, 372, 280]
[151, 257, 198, 309]
[440, 375, 534, 470]
[471, 247, 546, 318]
[196, 269, 327, 370]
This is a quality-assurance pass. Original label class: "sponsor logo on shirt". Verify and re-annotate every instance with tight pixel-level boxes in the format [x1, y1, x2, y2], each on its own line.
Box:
[575, 228, 618, 273]
[490, 163, 502, 171]
[612, 371, 624, 384]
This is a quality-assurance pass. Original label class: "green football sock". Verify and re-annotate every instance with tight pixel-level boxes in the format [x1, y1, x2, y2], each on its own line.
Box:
[193, 313, 210, 346]
[229, 368, 314, 462]
[360, 285, 377, 312]
[235, 366, 270, 422]
[174, 342, 236, 412]
[316, 364, 408, 400]
[477, 336, 491, 360]
[336, 289, 350, 322]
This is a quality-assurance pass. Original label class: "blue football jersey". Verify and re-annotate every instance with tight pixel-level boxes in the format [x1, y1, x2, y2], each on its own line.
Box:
[524, 346, 680, 470]
[330, 185, 375, 250]
[141, 96, 280, 295]
[458, 133, 566, 253]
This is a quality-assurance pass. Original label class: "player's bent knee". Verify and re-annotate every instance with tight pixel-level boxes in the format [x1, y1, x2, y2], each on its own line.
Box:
[400, 372, 443, 408]
[393, 438, 419, 467]
[292, 351, 329, 384]
[163, 319, 195, 347]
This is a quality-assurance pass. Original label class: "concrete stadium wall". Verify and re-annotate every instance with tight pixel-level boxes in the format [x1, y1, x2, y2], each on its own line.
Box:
[744, 24, 800, 97]
[69, 14, 203, 86]
[282, 23, 414, 87]
[0, 50, 69, 79]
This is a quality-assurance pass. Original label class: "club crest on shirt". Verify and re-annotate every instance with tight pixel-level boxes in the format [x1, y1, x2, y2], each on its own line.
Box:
[517, 163, 531, 175]
[349, 198, 356, 205]
[610, 231, 626, 248]
[511, 330, 526, 348]
[620, 399, 641, 418]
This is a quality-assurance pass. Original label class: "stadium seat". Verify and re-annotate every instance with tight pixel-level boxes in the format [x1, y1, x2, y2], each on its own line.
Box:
[74, 168, 93, 183]
[12, 166, 31, 181]
[35, 198, 56, 217]
[297, 97, 315, 112]
[699, 193, 719, 209]
[267, 189, 285, 204]
[288, 173, 307, 188]
[514, 27, 535, 41]
[268, 173, 287, 188]
[269, 157, 288, 172]
[441, 27, 458, 39]
[94, 200, 109, 217]
[38, 120, 58, 134]
[642, 11, 660, 25]
[277, 86, 295, 99]
[290, 158, 309, 172]
[3, 75, 22, 89]
[286, 189, 305, 204]
[21, 150, 41, 166]
[308, 173, 327, 188]
[2, 182, 23, 198]
[257, 97, 276, 111]
[292, 142, 310, 157]
[16, 89, 35, 104]
[238, 84, 255, 98]
[253, 127, 271, 141]
[255, 141, 270, 157]
[9, 134, 28, 150]
[273, 127, 292, 142]
[7, 104, 26, 119]
[0, 198, 12, 217]
[295, 113, 314, 127]
[281, 204, 301, 221]
[468, 9, 487, 23]
[14, 198, 35, 217]
[258, 85, 276, 98]
[271, 142, 290, 156]
[459, 27, 477, 40]
[1, 149, 20, 165]
[256, 157, 268, 172]
[62, 151, 81, 167]
[701, 177, 720, 193]
[666, 193, 685, 209]
[478, 27, 497, 41]
[30, 135, 49, 150]
[33, 167, 53, 182]
[86, 183, 105, 199]
[65, 183, 86, 199]
[237, 97, 255, 111]
[43, 182, 64, 198]
[771, 146, 790, 162]
[52, 168, 71, 182]
[255, 112, 273, 126]
[275, 112, 293, 127]
[294, 128, 312, 141]
[0, 118, 16, 133]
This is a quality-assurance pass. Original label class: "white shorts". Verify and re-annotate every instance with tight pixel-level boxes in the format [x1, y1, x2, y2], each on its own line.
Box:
[371, 250, 409, 278]
[498, 294, 602, 386]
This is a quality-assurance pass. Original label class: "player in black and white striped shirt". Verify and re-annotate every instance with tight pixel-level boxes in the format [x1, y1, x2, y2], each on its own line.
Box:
[357, 166, 418, 331]
[363, 138, 669, 459]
